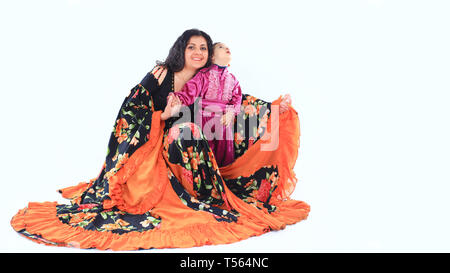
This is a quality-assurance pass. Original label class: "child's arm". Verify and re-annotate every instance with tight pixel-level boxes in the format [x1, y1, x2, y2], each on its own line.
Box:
[221, 79, 243, 126]
[171, 72, 206, 106]
[227, 78, 243, 115]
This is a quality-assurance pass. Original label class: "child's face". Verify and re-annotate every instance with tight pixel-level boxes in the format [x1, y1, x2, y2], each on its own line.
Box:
[212, 43, 232, 66]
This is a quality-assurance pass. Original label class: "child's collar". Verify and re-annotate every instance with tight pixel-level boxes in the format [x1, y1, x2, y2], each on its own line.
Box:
[214, 63, 228, 69]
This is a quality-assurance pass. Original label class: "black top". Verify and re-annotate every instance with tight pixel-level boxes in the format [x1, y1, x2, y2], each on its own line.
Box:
[140, 68, 174, 112]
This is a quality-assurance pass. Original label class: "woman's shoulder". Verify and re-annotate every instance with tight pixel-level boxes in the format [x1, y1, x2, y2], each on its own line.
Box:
[150, 65, 169, 86]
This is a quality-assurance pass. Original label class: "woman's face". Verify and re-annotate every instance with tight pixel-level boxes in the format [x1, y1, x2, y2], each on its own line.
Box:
[184, 35, 208, 70]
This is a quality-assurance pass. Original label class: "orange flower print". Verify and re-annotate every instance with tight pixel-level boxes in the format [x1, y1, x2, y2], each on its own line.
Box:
[167, 127, 180, 144]
[69, 214, 84, 225]
[259, 114, 268, 128]
[191, 157, 199, 171]
[194, 175, 200, 185]
[182, 167, 193, 187]
[248, 137, 255, 149]
[244, 179, 255, 188]
[115, 219, 130, 227]
[104, 170, 115, 179]
[96, 188, 105, 198]
[256, 179, 271, 202]
[112, 151, 118, 162]
[202, 169, 207, 180]
[101, 223, 120, 231]
[182, 152, 189, 164]
[77, 204, 98, 210]
[269, 172, 279, 183]
[211, 188, 220, 199]
[163, 136, 169, 151]
[207, 150, 215, 160]
[207, 151, 219, 170]
[245, 196, 257, 204]
[187, 146, 194, 158]
[68, 212, 96, 225]
[189, 123, 201, 139]
[115, 153, 129, 169]
[221, 192, 231, 210]
[85, 212, 97, 218]
[244, 105, 256, 116]
[72, 196, 82, 205]
[115, 118, 129, 137]
[117, 133, 128, 144]
[132, 89, 139, 99]
[234, 132, 244, 145]
[212, 159, 219, 171]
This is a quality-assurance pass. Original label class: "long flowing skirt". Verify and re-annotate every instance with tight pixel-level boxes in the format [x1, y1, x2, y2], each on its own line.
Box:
[10, 84, 310, 250]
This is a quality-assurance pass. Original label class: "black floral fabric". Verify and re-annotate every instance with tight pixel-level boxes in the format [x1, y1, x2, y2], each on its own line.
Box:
[13, 67, 297, 246]
[80, 84, 155, 205]
[57, 203, 161, 235]
[233, 94, 272, 158]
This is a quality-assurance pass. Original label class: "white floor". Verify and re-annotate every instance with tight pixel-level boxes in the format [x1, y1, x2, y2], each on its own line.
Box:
[1, 0, 450, 253]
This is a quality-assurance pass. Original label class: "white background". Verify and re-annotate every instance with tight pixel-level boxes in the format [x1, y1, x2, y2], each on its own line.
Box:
[1, 0, 449, 253]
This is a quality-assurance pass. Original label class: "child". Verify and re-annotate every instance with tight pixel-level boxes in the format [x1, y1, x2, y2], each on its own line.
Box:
[168, 42, 242, 167]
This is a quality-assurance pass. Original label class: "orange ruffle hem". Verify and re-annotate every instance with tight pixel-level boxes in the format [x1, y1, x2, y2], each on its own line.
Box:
[11, 97, 310, 250]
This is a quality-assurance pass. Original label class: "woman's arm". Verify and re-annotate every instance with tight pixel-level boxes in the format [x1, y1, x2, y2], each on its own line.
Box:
[140, 65, 166, 91]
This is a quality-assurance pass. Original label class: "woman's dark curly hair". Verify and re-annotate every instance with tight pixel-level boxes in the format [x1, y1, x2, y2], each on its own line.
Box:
[157, 29, 213, 72]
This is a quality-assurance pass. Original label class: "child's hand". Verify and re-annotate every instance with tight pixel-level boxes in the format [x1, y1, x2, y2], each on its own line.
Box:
[220, 110, 235, 126]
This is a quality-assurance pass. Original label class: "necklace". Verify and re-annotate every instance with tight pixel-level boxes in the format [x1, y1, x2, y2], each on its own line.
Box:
[171, 71, 174, 92]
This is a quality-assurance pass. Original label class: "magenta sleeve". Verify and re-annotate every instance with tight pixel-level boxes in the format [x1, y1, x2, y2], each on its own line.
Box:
[228, 80, 243, 115]
[174, 72, 206, 106]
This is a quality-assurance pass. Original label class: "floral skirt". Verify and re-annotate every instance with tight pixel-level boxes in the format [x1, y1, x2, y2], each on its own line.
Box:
[10, 91, 310, 250]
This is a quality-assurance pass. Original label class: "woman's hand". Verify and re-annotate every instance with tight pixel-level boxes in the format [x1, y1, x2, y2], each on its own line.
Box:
[280, 94, 292, 114]
[220, 110, 235, 126]
[168, 93, 182, 107]
[161, 95, 182, 120]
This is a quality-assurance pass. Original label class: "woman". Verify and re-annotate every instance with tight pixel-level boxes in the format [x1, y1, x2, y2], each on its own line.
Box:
[10, 29, 310, 250]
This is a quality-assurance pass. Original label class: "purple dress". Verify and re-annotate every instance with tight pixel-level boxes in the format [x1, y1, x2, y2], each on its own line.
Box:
[174, 64, 242, 167]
